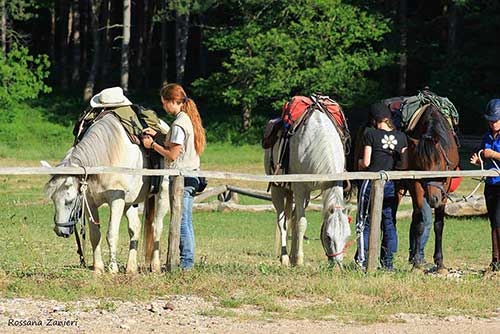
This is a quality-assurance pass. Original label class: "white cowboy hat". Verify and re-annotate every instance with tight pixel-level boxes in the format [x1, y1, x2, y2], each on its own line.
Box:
[90, 87, 133, 108]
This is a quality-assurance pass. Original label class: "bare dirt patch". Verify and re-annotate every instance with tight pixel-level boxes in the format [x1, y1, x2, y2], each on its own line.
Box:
[1, 297, 499, 333]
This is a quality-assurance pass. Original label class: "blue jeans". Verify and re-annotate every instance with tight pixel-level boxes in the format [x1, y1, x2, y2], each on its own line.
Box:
[356, 180, 398, 269]
[409, 198, 432, 260]
[179, 186, 196, 269]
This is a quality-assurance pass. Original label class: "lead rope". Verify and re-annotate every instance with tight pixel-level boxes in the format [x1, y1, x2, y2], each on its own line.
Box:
[74, 166, 97, 268]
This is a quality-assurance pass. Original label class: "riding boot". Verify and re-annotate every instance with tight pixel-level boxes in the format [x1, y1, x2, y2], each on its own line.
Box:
[490, 227, 500, 272]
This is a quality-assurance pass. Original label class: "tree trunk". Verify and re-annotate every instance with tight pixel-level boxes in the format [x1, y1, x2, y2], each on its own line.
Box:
[143, 0, 156, 89]
[83, 0, 100, 102]
[79, 0, 89, 76]
[70, 1, 81, 84]
[99, 0, 110, 84]
[446, 1, 462, 55]
[175, 11, 190, 84]
[242, 103, 252, 130]
[398, 0, 407, 95]
[57, 0, 70, 90]
[198, 14, 208, 78]
[121, 0, 131, 93]
[1, 0, 6, 55]
[160, 0, 168, 85]
[50, 4, 56, 63]
[134, 0, 146, 88]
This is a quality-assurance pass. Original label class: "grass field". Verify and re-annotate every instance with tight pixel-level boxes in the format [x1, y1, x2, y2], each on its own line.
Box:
[0, 137, 499, 323]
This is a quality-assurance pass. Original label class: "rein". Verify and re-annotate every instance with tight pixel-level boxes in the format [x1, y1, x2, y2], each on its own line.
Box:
[55, 166, 96, 268]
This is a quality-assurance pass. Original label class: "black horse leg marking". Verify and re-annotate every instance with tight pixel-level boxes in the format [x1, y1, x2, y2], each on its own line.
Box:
[433, 205, 446, 269]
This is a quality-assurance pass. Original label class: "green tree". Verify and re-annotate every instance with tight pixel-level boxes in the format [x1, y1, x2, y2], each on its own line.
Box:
[0, 43, 51, 115]
[193, 0, 392, 130]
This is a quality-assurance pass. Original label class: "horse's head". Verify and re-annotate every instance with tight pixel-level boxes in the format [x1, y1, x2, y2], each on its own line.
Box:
[45, 173, 81, 238]
[409, 105, 459, 207]
[320, 187, 351, 264]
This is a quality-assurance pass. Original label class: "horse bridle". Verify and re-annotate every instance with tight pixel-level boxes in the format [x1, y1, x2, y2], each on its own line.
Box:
[420, 140, 455, 201]
[54, 166, 94, 267]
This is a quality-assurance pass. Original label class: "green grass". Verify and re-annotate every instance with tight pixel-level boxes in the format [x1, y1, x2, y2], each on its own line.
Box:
[0, 167, 498, 323]
[0, 102, 498, 323]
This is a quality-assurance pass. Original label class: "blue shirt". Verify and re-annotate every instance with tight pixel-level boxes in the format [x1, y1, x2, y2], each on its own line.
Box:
[482, 130, 500, 185]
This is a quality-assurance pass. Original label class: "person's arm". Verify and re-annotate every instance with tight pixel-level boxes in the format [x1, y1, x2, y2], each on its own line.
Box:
[152, 141, 182, 160]
[481, 148, 500, 161]
[358, 145, 372, 170]
[395, 147, 408, 170]
[142, 135, 182, 160]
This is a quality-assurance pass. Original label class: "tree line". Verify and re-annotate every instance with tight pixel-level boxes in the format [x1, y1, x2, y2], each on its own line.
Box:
[0, 0, 499, 135]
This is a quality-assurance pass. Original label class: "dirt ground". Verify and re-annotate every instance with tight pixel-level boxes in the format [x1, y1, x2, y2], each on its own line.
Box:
[1, 296, 499, 334]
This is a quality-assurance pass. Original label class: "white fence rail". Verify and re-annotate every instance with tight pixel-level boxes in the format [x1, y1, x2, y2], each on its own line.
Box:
[0, 166, 497, 181]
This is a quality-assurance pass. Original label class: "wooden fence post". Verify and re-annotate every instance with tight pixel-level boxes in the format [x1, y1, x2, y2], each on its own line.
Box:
[166, 175, 184, 272]
[366, 179, 386, 272]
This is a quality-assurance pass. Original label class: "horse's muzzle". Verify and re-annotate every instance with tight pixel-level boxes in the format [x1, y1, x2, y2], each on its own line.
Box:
[54, 225, 74, 238]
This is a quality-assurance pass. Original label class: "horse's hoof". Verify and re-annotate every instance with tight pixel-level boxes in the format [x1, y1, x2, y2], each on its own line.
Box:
[150, 262, 161, 273]
[436, 267, 449, 275]
[108, 263, 119, 274]
[280, 255, 290, 266]
[126, 264, 138, 275]
[93, 267, 105, 276]
[411, 265, 425, 274]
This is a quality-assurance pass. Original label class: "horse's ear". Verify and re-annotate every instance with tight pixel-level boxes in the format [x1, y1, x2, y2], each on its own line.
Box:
[40, 160, 52, 168]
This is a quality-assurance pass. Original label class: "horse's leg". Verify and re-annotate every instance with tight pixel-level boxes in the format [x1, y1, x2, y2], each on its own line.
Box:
[409, 183, 425, 268]
[88, 205, 104, 274]
[433, 204, 447, 273]
[107, 196, 126, 274]
[272, 187, 289, 266]
[125, 205, 141, 274]
[291, 188, 308, 266]
[151, 181, 169, 272]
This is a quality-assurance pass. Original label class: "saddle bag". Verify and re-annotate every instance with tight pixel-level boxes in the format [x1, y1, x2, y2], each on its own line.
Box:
[262, 118, 283, 149]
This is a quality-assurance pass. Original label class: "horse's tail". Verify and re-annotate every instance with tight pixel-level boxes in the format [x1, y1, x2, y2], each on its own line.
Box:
[143, 195, 156, 267]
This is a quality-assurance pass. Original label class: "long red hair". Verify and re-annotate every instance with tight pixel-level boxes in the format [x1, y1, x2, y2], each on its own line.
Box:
[160, 83, 206, 155]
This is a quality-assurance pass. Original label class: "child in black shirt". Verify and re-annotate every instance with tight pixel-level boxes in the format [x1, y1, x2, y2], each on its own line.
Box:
[355, 103, 408, 270]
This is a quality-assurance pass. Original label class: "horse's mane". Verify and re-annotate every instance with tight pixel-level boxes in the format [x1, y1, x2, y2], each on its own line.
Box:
[415, 104, 453, 168]
[69, 114, 127, 167]
[45, 114, 128, 197]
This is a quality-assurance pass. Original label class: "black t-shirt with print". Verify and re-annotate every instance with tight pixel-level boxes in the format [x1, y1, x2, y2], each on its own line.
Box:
[363, 128, 408, 172]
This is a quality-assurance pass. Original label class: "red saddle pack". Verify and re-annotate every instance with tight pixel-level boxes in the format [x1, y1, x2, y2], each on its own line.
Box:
[281, 95, 344, 129]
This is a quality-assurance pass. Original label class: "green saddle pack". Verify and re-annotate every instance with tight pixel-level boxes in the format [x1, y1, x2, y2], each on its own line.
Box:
[399, 90, 459, 130]
[73, 104, 168, 146]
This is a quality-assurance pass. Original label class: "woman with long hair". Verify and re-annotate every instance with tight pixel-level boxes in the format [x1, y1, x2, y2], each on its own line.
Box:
[142, 83, 206, 269]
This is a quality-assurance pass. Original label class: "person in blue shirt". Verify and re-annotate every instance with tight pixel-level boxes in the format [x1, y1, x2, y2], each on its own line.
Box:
[470, 99, 500, 272]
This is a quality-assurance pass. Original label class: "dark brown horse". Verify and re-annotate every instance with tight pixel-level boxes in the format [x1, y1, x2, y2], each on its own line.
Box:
[405, 104, 459, 271]
[352, 103, 459, 272]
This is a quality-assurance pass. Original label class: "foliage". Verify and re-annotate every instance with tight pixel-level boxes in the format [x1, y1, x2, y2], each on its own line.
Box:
[424, 1, 500, 133]
[0, 44, 51, 117]
[193, 0, 392, 129]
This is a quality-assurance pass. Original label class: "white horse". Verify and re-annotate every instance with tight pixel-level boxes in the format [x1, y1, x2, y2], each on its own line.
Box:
[45, 114, 169, 274]
[265, 110, 351, 266]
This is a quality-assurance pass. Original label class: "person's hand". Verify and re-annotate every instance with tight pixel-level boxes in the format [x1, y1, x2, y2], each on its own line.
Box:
[142, 135, 154, 149]
[470, 152, 480, 166]
[142, 128, 157, 137]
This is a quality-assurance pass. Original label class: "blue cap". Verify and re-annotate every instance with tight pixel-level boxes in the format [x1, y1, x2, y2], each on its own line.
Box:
[485, 99, 500, 121]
